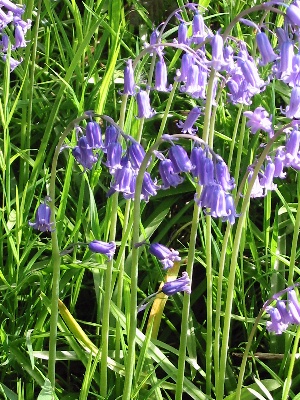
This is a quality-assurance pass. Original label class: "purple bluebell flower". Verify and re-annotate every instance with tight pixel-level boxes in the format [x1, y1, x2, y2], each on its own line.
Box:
[180, 64, 201, 98]
[223, 45, 235, 73]
[72, 136, 98, 170]
[168, 145, 192, 173]
[259, 159, 277, 191]
[162, 272, 191, 296]
[191, 12, 207, 45]
[29, 201, 54, 232]
[285, 86, 300, 119]
[190, 146, 205, 181]
[177, 107, 201, 134]
[86, 121, 102, 149]
[110, 161, 135, 194]
[127, 142, 146, 171]
[1, 0, 24, 15]
[103, 125, 119, 152]
[239, 58, 265, 91]
[215, 158, 235, 191]
[178, 21, 188, 45]
[177, 53, 194, 82]
[284, 53, 300, 87]
[149, 242, 181, 270]
[198, 156, 215, 186]
[195, 183, 227, 218]
[136, 91, 155, 119]
[89, 240, 116, 260]
[210, 31, 226, 71]
[105, 142, 123, 173]
[248, 169, 265, 198]
[159, 159, 184, 189]
[154, 57, 171, 92]
[222, 194, 239, 225]
[266, 305, 289, 334]
[243, 107, 273, 136]
[274, 39, 294, 80]
[141, 172, 160, 202]
[123, 59, 135, 95]
[285, 127, 300, 165]
[227, 72, 254, 105]
[273, 147, 286, 178]
[0, 33, 9, 51]
[286, 3, 300, 27]
[14, 24, 27, 48]
[2, 55, 22, 71]
[256, 31, 277, 66]
[288, 289, 300, 316]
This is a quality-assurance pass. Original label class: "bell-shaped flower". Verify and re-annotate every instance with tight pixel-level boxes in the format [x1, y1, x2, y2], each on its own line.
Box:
[215, 158, 235, 191]
[123, 59, 135, 95]
[285, 127, 300, 164]
[136, 91, 155, 119]
[154, 57, 171, 92]
[248, 169, 266, 198]
[240, 58, 265, 91]
[284, 53, 300, 87]
[29, 201, 54, 232]
[198, 156, 215, 186]
[177, 53, 194, 82]
[259, 159, 277, 191]
[285, 86, 300, 119]
[266, 306, 289, 334]
[286, 3, 300, 27]
[273, 147, 286, 178]
[127, 142, 146, 171]
[72, 136, 98, 170]
[14, 24, 27, 48]
[210, 31, 226, 71]
[86, 121, 102, 149]
[256, 31, 277, 66]
[89, 240, 116, 260]
[105, 142, 123, 173]
[162, 272, 191, 295]
[168, 145, 192, 173]
[1, 0, 24, 15]
[159, 159, 184, 189]
[103, 125, 119, 153]
[141, 172, 160, 202]
[177, 106, 201, 134]
[178, 21, 188, 44]
[222, 194, 239, 225]
[191, 12, 207, 45]
[180, 64, 201, 98]
[149, 242, 181, 270]
[243, 107, 273, 136]
[110, 161, 135, 194]
[195, 183, 227, 218]
[275, 40, 294, 80]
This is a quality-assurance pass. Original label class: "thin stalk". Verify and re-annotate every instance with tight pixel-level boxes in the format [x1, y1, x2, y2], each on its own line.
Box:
[216, 127, 288, 400]
[48, 113, 91, 388]
[282, 326, 300, 400]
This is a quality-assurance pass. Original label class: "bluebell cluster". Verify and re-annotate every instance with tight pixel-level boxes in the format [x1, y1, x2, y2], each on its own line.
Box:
[0, 0, 31, 70]
[29, 1, 300, 301]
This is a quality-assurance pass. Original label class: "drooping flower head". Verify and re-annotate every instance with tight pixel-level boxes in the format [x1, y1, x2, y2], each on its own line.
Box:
[29, 200, 54, 232]
[149, 242, 181, 270]
[89, 240, 116, 260]
[162, 272, 191, 295]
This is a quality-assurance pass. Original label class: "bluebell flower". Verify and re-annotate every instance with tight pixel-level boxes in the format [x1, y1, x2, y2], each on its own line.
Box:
[154, 57, 171, 92]
[141, 172, 160, 202]
[215, 158, 235, 191]
[14, 24, 27, 48]
[178, 21, 188, 45]
[266, 305, 289, 334]
[282, 53, 300, 87]
[248, 169, 266, 198]
[29, 201, 54, 232]
[168, 145, 192, 173]
[243, 107, 273, 136]
[239, 58, 265, 91]
[285, 127, 300, 165]
[89, 240, 116, 260]
[103, 125, 119, 152]
[180, 64, 201, 98]
[149, 242, 181, 270]
[105, 142, 123, 173]
[136, 91, 155, 119]
[198, 156, 215, 186]
[162, 272, 191, 295]
[285, 86, 300, 119]
[273, 147, 286, 178]
[286, 3, 300, 27]
[177, 53, 194, 82]
[123, 59, 135, 95]
[256, 31, 277, 66]
[72, 136, 98, 170]
[86, 121, 102, 149]
[210, 31, 226, 71]
[159, 158, 184, 189]
[259, 159, 277, 191]
[127, 142, 146, 171]
[177, 106, 201, 134]
[110, 161, 135, 194]
[191, 12, 207, 45]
